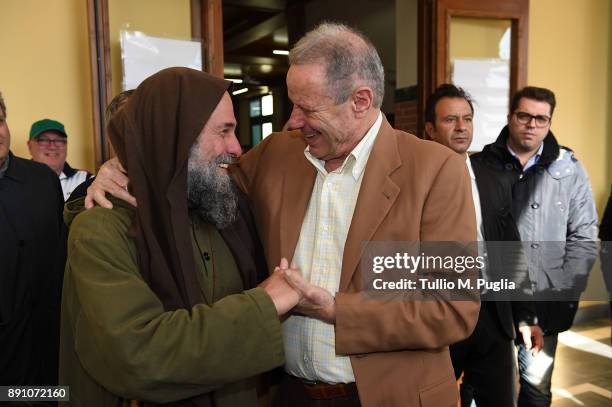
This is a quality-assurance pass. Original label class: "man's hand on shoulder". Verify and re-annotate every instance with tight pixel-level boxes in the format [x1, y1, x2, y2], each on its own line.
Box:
[85, 157, 137, 209]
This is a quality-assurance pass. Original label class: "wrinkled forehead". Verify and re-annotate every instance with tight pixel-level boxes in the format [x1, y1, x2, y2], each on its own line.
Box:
[436, 97, 473, 117]
[286, 64, 333, 105]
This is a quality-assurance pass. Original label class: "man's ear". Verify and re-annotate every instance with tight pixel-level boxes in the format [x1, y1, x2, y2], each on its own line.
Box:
[27, 139, 35, 154]
[352, 86, 374, 117]
[424, 122, 434, 140]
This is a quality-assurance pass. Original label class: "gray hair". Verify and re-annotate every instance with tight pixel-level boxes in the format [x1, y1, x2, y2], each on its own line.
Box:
[186, 142, 237, 230]
[0, 92, 6, 116]
[289, 22, 385, 108]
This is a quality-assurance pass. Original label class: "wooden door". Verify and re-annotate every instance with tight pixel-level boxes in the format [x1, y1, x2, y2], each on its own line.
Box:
[418, 0, 529, 139]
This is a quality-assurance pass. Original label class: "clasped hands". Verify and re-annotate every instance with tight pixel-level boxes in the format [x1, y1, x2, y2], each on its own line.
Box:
[85, 160, 335, 323]
[259, 258, 336, 324]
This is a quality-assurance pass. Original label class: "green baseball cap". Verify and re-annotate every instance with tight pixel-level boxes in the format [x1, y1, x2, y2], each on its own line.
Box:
[29, 118, 68, 140]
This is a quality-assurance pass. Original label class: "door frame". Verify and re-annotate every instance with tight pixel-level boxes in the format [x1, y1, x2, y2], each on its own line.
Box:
[418, 0, 529, 137]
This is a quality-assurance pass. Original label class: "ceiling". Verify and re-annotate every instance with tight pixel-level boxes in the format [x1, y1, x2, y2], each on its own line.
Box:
[220, 0, 397, 110]
[222, 0, 301, 89]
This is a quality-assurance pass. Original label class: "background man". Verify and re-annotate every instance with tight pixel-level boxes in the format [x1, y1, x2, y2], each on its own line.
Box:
[473, 86, 598, 406]
[60, 68, 299, 406]
[89, 24, 480, 407]
[28, 118, 91, 200]
[425, 84, 542, 407]
[0, 92, 65, 388]
[66, 90, 134, 202]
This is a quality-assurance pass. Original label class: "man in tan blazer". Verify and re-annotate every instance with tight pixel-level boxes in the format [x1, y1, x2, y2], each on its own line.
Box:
[232, 23, 479, 407]
[86, 22, 479, 407]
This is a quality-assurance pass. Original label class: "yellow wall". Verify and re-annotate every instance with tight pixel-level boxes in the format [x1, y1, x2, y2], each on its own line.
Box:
[528, 0, 611, 212]
[450, 17, 511, 59]
[0, 0, 94, 172]
[108, 0, 191, 97]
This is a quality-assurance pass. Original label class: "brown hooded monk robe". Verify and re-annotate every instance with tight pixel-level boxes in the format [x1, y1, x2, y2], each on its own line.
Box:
[59, 68, 287, 407]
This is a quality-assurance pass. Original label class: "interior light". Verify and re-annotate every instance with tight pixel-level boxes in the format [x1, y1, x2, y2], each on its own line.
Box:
[232, 88, 248, 95]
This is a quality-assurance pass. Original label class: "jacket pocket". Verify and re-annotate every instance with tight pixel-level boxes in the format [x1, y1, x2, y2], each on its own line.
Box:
[419, 376, 458, 407]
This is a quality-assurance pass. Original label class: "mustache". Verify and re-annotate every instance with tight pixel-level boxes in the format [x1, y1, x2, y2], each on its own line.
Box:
[216, 154, 237, 169]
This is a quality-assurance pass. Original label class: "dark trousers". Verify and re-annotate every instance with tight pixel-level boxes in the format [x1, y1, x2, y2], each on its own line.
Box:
[272, 373, 361, 407]
[450, 303, 517, 407]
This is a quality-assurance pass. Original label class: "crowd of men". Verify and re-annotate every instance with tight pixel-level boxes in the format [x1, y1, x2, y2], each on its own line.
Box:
[0, 22, 607, 407]
[423, 84, 598, 406]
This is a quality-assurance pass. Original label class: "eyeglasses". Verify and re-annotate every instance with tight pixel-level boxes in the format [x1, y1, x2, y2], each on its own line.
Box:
[36, 137, 67, 147]
[514, 112, 551, 128]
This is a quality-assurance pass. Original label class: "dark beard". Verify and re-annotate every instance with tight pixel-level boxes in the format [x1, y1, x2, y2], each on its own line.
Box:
[186, 153, 237, 230]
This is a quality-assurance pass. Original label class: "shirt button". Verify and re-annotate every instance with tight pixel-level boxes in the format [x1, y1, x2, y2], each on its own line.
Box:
[531, 203, 540, 209]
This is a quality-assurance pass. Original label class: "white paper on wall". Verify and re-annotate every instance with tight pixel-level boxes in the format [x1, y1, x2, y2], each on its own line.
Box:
[120, 31, 202, 91]
[452, 58, 510, 152]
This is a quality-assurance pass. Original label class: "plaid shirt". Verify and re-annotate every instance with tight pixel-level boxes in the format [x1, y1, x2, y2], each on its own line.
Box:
[283, 113, 382, 383]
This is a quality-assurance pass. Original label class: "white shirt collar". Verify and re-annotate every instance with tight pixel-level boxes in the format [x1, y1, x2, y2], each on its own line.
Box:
[304, 112, 383, 179]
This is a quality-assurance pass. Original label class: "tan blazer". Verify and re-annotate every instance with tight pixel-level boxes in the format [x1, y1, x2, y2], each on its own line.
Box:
[233, 117, 480, 407]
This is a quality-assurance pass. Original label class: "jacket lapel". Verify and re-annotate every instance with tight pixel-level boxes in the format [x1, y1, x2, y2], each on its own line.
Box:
[280, 150, 317, 261]
[340, 118, 401, 291]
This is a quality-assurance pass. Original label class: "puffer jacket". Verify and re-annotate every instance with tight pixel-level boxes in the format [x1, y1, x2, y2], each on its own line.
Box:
[474, 126, 598, 332]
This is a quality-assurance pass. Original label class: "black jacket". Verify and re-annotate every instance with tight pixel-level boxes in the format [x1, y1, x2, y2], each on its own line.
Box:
[469, 153, 537, 339]
[0, 152, 66, 386]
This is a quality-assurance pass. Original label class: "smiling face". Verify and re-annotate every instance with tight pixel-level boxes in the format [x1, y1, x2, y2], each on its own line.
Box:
[191, 92, 241, 173]
[507, 97, 551, 154]
[27, 131, 67, 175]
[286, 63, 362, 168]
[425, 97, 473, 155]
[187, 91, 240, 229]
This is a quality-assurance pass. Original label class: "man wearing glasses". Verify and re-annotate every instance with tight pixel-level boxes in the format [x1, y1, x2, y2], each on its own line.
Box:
[28, 118, 91, 200]
[473, 86, 598, 406]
